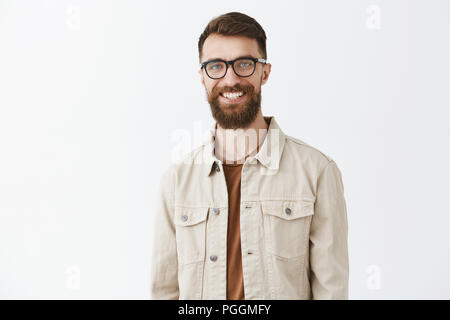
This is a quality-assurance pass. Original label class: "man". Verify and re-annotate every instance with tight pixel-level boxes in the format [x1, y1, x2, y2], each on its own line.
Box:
[150, 12, 349, 300]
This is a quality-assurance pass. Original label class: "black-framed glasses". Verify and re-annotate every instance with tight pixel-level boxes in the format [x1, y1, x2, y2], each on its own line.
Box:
[199, 56, 267, 79]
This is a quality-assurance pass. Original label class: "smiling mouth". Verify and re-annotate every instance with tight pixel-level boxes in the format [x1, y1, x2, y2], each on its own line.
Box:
[219, 91, 248, 103]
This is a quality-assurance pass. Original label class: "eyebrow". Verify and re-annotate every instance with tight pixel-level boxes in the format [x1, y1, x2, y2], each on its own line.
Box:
[202, 55, 258, 62]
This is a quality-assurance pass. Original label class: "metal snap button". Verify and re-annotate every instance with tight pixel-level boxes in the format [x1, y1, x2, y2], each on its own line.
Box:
[210, 255, 218, 262]
[212, 208, 220, 215]
[181, 214, 188, 222]
[285, 207, 292, 215]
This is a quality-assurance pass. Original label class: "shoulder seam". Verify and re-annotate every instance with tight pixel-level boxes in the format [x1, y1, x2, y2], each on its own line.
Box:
[318, 159, 335, 179]
[285, 135, 334, 162]
[172, 143, 206, 166]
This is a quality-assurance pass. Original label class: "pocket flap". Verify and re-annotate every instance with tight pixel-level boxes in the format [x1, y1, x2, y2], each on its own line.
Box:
[174, 206, 209, 226]
[262, 200, 314, 220]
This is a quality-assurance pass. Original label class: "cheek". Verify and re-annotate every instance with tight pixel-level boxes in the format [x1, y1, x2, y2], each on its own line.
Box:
[206, 79, 218, 91]
[202, 81, 214, 95]
[249, 79, 261, 92]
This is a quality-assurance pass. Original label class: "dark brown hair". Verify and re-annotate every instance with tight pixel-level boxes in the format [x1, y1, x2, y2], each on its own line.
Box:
[198, 12, 267, 62]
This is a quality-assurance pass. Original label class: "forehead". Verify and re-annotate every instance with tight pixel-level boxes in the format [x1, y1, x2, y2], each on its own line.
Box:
[202, 34, 261, 61]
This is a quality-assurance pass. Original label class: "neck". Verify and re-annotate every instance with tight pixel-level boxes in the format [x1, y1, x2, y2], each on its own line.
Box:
[214, 110, 269, 164]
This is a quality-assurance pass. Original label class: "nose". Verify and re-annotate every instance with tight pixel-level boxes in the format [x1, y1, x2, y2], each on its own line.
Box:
[220, 63, 241, 86]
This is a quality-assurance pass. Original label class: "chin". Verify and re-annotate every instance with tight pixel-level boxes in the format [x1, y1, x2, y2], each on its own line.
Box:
[220, 102, 246, 111]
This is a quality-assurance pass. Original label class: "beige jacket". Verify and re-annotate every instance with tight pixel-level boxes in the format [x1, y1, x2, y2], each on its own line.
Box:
[150, 116, 349, 300]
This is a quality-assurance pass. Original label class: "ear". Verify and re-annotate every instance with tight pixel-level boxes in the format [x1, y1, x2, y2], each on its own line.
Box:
[198, 69, 205, 87]
[261, 63, 271, 86]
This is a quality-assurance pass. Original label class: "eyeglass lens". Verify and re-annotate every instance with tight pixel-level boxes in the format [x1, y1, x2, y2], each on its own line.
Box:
[206, 58, 255, 79]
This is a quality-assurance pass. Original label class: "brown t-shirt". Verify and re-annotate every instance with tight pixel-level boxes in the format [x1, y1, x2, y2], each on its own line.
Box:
[222, 162, 245, 300]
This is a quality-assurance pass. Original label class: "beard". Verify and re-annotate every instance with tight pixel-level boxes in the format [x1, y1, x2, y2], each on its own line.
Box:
[206, 83, 261, 129]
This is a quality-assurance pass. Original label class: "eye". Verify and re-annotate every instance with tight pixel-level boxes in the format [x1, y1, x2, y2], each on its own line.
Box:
[208, 63, 223, 70]
[236, 59, 254, 69]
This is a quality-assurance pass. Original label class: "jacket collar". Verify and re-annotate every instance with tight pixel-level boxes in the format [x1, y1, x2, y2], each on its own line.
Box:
[202, 115, 286, 177]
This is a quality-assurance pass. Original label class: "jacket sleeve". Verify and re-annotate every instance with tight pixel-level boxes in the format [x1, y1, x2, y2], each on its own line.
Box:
[150, 166, 179, 299]
[309, 160, 349, 299]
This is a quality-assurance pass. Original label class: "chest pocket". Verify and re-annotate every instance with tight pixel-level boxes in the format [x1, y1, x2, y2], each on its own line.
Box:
[174, 206, 209, 265]
[262, 199, 314, 260]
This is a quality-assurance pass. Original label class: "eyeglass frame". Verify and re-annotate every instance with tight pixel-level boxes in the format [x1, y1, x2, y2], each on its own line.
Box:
[199, 56, 267, 79]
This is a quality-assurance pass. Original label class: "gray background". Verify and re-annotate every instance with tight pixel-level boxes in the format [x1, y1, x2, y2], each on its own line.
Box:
[0, 0, 449, 299]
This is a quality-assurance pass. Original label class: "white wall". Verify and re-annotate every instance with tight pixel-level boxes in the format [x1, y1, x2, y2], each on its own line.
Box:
[0, 0, 449, 299]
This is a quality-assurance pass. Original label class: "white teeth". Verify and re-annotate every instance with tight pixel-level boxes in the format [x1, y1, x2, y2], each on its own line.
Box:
[222, 91, 243, 99]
